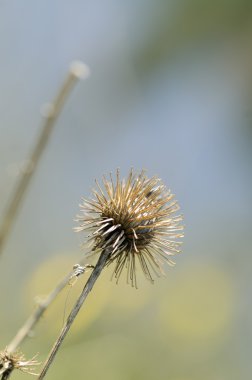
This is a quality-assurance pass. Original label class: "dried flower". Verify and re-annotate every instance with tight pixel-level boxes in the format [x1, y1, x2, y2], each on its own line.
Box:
[0, 349, 40, 379]
[76, 169, 184, 287]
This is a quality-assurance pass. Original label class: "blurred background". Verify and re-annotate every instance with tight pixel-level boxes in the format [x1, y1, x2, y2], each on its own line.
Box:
[0, 1, 252, 379]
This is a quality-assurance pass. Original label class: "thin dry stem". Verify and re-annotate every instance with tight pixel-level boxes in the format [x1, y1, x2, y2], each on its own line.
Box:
[0, 61, 89, 255]
[38, 248, 111, 380]
[6, 259, 89, 354]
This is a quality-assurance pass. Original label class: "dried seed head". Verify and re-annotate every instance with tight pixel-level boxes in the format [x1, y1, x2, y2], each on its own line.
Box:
[0, 349, 40, 378]
[76, 169, 184, 287]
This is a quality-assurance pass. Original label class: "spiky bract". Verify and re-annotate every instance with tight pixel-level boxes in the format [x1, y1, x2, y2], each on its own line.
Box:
[0, 350, 40, 378]
[76, 169, 184, 287]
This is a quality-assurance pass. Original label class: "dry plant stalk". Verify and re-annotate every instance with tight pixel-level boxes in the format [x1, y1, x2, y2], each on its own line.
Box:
[38, 249, 111, 380]
[1, 262, 93, 380]
[0, 61, 90, 379]
[6, 262, 90, 354]
[0, 61, 90, 255]
[38, 169, 184, 378]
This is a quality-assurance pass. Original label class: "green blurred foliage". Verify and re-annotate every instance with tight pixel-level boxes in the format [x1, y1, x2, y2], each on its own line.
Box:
[133, 0, 252, 76]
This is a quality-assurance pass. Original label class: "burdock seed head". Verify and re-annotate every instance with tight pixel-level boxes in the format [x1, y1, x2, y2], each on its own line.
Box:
[76, 169, 184, 288]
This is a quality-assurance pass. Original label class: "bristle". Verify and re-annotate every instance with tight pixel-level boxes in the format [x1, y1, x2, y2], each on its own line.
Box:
[76, 170, 184, 287]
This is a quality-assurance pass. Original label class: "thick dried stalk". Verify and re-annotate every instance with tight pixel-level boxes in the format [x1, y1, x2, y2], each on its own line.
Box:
[0, 61, 90, 255]
[38, 249, 110, 380]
